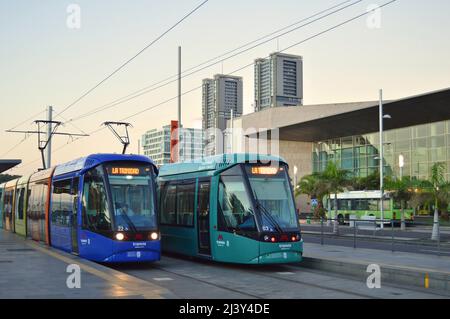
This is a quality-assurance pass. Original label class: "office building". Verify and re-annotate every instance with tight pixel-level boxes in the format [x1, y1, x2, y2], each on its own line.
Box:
[254, 52, 303, 111]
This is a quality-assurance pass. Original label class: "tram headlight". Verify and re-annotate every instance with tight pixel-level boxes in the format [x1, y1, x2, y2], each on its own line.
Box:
[263, 235, 270, 241]
[150, 232, 159, 240]
[115, 233, 125, 241]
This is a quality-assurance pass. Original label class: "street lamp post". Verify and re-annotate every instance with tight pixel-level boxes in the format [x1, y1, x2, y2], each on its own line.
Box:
[399, 154, 404, 180]
[294, 165, 298, 189]
[398, 154, 406, 230]
[379, 89, 392, 229]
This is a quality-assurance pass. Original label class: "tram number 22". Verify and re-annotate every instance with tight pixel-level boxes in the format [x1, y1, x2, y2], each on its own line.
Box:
[223, 304, 270, 316]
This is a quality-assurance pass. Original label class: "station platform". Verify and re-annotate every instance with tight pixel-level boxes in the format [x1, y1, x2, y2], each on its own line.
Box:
[304, 242, 450, 272]
[0, 229, 175, 299]
[302, 242, 450, 293]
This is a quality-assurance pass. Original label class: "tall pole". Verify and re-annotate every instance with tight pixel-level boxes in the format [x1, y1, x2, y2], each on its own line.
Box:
[178, 46, 182, 163]
[379, 89, 384, 229]
[46, 106, 53, 168]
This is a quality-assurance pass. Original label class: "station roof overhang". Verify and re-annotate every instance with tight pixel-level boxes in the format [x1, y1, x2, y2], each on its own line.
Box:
[240, 87, 450, 142]
[0, 160, 21, 174]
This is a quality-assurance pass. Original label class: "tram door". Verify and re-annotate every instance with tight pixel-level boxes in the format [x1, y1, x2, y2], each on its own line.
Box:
[197, 180, 211, 255]
[71, 178, 79, 254]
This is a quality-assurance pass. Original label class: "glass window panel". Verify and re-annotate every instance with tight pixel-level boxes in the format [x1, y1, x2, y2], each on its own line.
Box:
[395, 140, 410, 153]
[413, 138, 427, 148]
[429, 136, 445, 148]
[341, 157, 353, 170]
[341, 148, 354, 159]
[367, 145, 379, 156]
[384, 131, 395, 143]
[395, 128, 411, 141]
[430, 122, 446, 136]
[412, 124, 429, 138]
[430, 148, 446, 162]
[342, 137, 353, 149]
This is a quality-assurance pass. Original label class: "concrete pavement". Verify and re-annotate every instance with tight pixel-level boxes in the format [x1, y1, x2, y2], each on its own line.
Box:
[0, 229, 175, 299]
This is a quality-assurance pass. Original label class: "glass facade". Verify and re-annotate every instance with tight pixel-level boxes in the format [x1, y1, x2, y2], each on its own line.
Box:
[312, 120, 450, 181]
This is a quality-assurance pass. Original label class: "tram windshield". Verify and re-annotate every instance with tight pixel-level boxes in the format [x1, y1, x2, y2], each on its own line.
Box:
[82, 163, 157, 233]
[245, 164, 299, 232]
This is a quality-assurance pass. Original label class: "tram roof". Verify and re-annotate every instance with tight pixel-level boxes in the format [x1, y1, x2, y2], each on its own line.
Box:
[159, 153, 287, 177]
[53, 153, 157, 177]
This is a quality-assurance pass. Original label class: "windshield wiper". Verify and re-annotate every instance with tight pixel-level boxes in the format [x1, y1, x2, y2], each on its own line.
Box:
[253, 194, 283, 233]
[118, 208, 138, 233]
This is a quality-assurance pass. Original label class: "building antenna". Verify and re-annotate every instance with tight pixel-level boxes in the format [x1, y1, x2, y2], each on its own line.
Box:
[6, 118, 89, 170]
[103, 121, 133, 154]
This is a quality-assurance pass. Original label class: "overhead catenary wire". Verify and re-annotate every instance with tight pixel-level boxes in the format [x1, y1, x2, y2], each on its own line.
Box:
[7, 109, 46, 132]
[12, 0, 399, 173]
[67, 0, 364, 123]
[55, 0, 209, 119]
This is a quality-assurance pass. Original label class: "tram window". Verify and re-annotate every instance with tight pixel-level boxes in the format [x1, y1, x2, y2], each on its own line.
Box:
[160, 184, 177, 225]
[82, 168, 112, 231]
[160, 182, 195, 227]
[217, 175, 256, 232]
[4, 191, 13, 216]
[52, 180, 72, 227]
[176, 184, 195, 226]
[17, 188, 25, 220]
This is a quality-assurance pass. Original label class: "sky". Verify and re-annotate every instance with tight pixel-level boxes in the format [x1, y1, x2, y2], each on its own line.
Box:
[1, 0, 449, 175]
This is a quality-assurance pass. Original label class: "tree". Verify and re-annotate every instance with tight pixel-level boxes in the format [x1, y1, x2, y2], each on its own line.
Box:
[428, 163, 450, 240]
[350, 170, 380, 191]
[321, 162, 350, 234]
[385, 176, 414, 230]
[296, 173, 328, 219]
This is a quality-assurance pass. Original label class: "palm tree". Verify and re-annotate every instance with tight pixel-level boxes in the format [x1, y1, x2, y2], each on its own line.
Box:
[296, 173, 327, 219]
[385, 176, 414, 230]
[429, 163, 449, 240]
[321, 162, 349, 234]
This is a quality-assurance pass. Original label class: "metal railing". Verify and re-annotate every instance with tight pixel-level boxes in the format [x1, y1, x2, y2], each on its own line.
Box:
[299, 216, 447, 256]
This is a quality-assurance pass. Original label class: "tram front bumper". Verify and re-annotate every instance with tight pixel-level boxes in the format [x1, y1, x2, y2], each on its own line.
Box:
[255, 240, 303, 264]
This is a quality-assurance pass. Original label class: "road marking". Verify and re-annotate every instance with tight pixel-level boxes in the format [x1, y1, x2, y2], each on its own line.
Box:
[276, 272, 295, 275]
[153, 277, 174, 281]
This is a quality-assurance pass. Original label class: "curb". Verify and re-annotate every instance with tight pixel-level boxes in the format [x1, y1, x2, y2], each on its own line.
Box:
[299, 256, 450, 294]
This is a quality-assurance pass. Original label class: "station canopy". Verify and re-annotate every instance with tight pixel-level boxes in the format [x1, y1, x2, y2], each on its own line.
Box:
[0, 160, 21, 174]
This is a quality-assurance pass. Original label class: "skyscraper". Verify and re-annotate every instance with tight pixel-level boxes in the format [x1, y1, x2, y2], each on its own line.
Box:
[254, 52, 303, 111]
[202, 74, 243, 155]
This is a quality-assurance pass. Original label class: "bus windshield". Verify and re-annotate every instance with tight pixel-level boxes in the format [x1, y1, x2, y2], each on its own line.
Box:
[106, 164, 157, 231]
[245, 164, 298, 232]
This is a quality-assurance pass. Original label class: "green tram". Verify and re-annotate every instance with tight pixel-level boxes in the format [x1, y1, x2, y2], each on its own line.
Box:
[157, 154, 303, 264]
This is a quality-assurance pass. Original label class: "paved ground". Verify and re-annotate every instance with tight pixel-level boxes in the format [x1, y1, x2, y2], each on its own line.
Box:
[0, 230, 173, 299]
[1, 228, 448, 299]
[109, 253, 449, 299]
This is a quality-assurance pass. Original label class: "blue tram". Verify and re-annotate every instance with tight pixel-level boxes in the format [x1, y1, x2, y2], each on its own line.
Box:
[0, 154, 160, 263]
